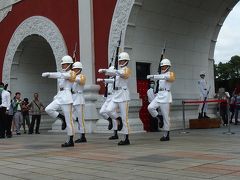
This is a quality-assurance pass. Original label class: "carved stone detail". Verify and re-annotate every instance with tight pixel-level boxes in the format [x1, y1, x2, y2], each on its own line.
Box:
[0, 6, 12, 22]
[108, 0, 134, 62]
[2, 16, 67, 84]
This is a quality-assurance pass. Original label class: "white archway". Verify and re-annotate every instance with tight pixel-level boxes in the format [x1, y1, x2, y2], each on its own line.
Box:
[2, 16, 68, 86]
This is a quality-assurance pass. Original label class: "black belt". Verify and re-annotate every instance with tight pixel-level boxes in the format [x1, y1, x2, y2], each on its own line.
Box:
[60, 88, 70, 91]
[115, 87, 127, 90]
[159, 88, 170, 92]
[72, 91, 83, 94]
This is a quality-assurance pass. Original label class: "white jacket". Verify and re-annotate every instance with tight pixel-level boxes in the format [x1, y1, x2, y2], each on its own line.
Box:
[47, 70, 76, 104]
[72, 74, 86, 105]
[0, 89, 11, 110]
[153, 71, 175, 103]
[198, 78, 208, 97]
[105, 67, 131, 103]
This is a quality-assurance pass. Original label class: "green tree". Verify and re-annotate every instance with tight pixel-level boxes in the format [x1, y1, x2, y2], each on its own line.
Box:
[215, 55, 240, 94]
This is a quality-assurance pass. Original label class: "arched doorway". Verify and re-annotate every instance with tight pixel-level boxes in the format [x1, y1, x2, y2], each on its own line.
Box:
[10, 35, 56, 107]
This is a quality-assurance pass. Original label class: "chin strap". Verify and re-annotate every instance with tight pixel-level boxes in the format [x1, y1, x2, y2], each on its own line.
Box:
[62, 64, 72, 71]
[119, 61, 128, 68]
[161, 66, 170, 73]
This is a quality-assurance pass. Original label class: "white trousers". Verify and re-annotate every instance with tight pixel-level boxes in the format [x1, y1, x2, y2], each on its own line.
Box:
[73, 104, 86, 134]
[106, 100, 130, 134]
[45, 100, 74, 136]
[198, 95, 208, 113]
[148, 98, 171, 131]
[99, 99, 118, 130]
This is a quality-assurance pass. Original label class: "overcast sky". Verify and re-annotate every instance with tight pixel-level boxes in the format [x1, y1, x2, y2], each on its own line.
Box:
[214, 2, 240, 64]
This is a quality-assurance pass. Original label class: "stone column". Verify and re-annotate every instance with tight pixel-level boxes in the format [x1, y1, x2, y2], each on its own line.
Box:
[78, 0, 100, 133]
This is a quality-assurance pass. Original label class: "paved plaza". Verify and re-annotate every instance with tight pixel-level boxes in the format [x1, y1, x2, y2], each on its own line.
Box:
[1, 126, 240, 180]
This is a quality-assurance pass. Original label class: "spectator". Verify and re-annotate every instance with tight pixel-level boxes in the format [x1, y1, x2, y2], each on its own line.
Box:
[21, 98, 30, 134]
[218, 88, 229, 126]
[234, 89, 240, 125]
[12, 92, 23, 135]
[6, 90, 14, 138]
[28, 93, 44, 134]
[229, 95, 236, 124]
[0, 82, 11, 138]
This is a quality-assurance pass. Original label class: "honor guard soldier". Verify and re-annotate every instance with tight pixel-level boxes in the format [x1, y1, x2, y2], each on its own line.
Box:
[42, 55, 76, 147]
[198, 71, 210, 119]
[71, 61, 87, 143]
[99, 52, 131, 145]
[147, 59, 175, 141]
[97, 66, 119, 140]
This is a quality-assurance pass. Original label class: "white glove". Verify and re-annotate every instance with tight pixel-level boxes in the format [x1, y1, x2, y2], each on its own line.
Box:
[98, 69, 106, 73]
[42, 72, 50, 77]
[147, 75, 154, 79]
[97, 78, 104, 82]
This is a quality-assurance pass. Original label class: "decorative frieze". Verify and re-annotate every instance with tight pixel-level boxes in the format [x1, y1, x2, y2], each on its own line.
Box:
[108, 0, 134, 62]
[2, 16, 67, 85]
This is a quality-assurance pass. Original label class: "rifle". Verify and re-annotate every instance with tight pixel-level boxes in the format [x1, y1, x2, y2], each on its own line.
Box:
[72, 42, 77, 62]
[104, 31, 122, 97]
[104, 50, 116, 97]
[113, 31, 122, 90]
[155, 41, 166, 93]
[201, 86, 211, 117]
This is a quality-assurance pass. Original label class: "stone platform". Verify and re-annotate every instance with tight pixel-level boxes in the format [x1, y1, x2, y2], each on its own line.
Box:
[189, 118, 221, 129]
[1, 126, 240, 180]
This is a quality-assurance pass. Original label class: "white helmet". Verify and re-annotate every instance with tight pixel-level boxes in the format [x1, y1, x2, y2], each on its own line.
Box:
[72, 61, 83, 69]
[160, 59, 171, 67]
[118, 52, 130, 61]
[61, 55, 73, 65]
[200, 71, 206, 76]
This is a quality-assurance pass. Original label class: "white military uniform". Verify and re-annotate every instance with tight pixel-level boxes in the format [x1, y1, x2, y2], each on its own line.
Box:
[148, 71, 175, 131]
[105, 66, 131, 135]
[99, 78, 118, 131]
[44, 70, 76, 136]
[72, 74, 86, 134]
[147, 87, 155, 103]
[198, 77, 208, 113]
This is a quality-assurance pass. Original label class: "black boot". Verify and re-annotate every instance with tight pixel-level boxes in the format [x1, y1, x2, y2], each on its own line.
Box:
[57, 114, 66, 130]
[160, 131, 170, 141]
[116, 117, 123, 131]
[118, 134, 130, 145]
[204, 113, 210, 118]
[109, 130, 119, 140]
[75, 133, 87, 143]
[107, 117, 113, 130]
[198, 113, 203, 119]
[61, 136, 74, 147]
[156, 115, 164, 128]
